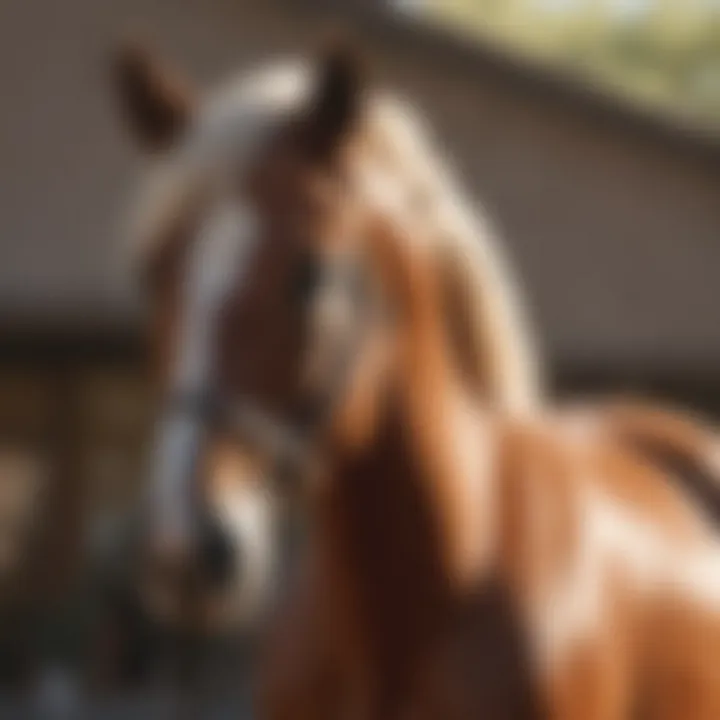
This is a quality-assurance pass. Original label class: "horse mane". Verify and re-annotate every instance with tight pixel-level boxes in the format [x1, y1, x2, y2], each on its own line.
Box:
[363, 96, 543, 415]
[124, 58, 544, 414]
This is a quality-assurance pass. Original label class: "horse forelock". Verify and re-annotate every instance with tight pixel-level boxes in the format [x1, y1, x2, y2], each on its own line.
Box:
[124, 59, 315, 281]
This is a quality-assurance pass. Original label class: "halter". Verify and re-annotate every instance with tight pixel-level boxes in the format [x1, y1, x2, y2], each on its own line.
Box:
[164, 388, 317, 490]
[163, 252, 373, 499]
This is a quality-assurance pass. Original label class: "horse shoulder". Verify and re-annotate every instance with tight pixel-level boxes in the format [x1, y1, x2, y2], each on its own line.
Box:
[495, 418, 720, 718]
[592, 444, 720, 716]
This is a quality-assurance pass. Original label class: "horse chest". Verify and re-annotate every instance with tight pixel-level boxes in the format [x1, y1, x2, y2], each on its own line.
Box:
[320, 429, 457, 703]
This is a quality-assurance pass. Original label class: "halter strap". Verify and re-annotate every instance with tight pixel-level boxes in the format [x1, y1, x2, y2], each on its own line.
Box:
[164, 388, 317, 489]
[162, 254, 373, 496]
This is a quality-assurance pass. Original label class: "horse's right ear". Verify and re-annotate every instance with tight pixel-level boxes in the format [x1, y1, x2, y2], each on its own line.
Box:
[112, 36, 196, 152]
[304, 34, 367, 160]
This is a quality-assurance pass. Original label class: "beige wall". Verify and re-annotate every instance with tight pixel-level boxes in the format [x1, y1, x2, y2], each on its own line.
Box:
[1, 0, 718, 376]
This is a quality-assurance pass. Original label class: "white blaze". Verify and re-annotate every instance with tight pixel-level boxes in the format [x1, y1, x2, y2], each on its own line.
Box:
[150, 200, 258, 550]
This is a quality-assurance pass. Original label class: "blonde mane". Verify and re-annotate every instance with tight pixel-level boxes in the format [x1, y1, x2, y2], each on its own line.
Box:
[364, 95, 543, 414]
[126, 58, 543, 415]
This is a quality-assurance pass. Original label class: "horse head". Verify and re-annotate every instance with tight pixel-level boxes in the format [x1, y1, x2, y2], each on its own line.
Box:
[113, 35, 541, 631]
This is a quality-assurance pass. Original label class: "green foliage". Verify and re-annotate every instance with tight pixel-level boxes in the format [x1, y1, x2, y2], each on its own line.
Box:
[421, 0, 720, 128]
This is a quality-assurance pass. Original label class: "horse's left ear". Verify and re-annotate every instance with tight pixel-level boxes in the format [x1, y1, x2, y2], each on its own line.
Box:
[305, 36, 367, 159]
[112, 35, 196, 152]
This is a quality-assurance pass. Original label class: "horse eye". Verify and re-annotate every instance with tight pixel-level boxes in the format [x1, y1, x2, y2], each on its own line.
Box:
[290, 254, 322, 304]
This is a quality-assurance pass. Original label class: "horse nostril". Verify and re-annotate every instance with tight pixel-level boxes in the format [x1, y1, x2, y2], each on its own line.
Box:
[198, 518, 237, 589]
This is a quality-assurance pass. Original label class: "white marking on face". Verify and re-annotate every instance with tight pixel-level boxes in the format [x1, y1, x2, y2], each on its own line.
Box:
[214, 479, 277, 626]
[149, 200, 259, 551]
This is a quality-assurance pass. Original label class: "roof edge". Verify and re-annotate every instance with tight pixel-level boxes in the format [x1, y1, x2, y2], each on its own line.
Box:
[292, 0, 720, 170]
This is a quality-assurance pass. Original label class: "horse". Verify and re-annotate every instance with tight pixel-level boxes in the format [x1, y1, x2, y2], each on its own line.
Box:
[112, 35, 545, 634]
[112, 35, 720, 718]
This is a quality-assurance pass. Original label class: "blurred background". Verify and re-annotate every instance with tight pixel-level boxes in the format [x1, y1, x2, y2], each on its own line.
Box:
[0, 0, 718, 715]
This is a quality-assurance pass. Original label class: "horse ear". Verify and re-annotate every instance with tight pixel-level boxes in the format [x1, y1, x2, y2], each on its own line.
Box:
[305, 35, 366, 159]
[112, 36, 195, 152]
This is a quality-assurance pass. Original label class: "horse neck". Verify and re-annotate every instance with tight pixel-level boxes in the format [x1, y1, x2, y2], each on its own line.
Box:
[316, 219, 494, 689]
